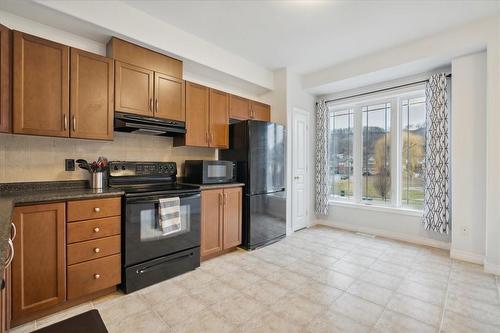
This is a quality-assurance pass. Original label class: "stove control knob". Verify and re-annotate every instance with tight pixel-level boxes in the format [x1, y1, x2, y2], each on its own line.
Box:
[122, 166, 126, 170]
[113, 165, 118, 171]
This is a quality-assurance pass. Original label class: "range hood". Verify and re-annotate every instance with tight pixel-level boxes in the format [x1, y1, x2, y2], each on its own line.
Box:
[114, 112, 186, 137]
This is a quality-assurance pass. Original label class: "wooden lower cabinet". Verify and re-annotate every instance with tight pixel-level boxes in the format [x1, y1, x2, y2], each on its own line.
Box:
[11, 203, 66, 324]
[10, 197, 121, 328]
[201, 186, 242, 260]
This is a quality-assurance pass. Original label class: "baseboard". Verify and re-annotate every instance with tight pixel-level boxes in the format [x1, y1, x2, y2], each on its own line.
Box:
[484, 260, 500, 276]
[314, 220, 451, 250]
[450, 248, 484, 264]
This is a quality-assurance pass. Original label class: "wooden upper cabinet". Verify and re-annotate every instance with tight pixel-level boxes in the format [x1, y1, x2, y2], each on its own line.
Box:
[250, 101, 271, 121]
[115, 61, 153, 117]
[13, 32, 69, 137]
[107, 37, 182, 79]
[0, 25, 11, 133]
[154, 73, 185, 121]
[209, 89, 229, 148]
[184, 81, 209, 147]
[11, 203, 66, 325]
[201, 189, 224, 258]
[229, 94, 250, 120]
[70, 48, 114, 140]
[223, 187, 242, 249]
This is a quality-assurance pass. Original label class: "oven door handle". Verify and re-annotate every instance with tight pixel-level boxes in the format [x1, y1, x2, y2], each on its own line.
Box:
[136, 251, 195, 275]
[126, 193, 200, 204]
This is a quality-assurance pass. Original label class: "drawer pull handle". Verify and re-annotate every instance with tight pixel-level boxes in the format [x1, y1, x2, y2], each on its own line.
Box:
[94, 248, 100, 253]
[94, 274, 101, 279]
[94, 207, 101, 212]
[94, 227, 100, 233]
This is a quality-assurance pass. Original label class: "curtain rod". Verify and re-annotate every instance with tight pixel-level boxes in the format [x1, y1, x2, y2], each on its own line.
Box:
[320, 73, 452, 105]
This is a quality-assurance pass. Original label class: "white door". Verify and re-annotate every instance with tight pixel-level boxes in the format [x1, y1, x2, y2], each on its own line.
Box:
[292, 108, 310, 231]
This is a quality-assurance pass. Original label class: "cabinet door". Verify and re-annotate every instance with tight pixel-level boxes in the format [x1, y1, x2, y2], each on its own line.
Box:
[223, 187, 242, 249]
[185, 81, 209, 147]
[13, 32, 69, 137]
[70, 48, 114, 140]
[11, 203, 66, 323]
[201, 189, 223, 258]
[0, 25, 11, 134]
[250, 101, 271, 121]
[154, 72, 185, 121]
[229, 94, 250, 120]
[209, 89, 229, 148]
[115, 61, 153, 117]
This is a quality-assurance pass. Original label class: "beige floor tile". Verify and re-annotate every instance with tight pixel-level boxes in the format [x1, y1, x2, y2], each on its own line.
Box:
[296, 281, 344, 305]
[96, 293, 150, 326]
[240, 279, 289, 306]
[330, 260, 368, 277]
[397, 280, 446, 306]
[340, 253, 377, 267]
[445, 293, 500, 326]
[304, 309, 371, 333]
[330, 293, 384, 327]
[36, 302, 93, 329]
[440, 310, 500, 333]
[358, 269, 404, 290]
[188, 279, 240, 306]
[347, 280, 394, 306]
[139, 280, 190, 306]
[106, 310, 170, 333]
[271, 293, 325, 326]
[447, 280, 499, 304]
[371, 260, 411, 277]
[387, 293, 443, 327]
[405, 269, 449, 290]
[239, 310, 305, 333]
[154, 294, 208, 327]
[213, 293, 266, 326]
[373, 309, 437, 333]
[172, 308, 236, 333]
[314, 269, 357, 290]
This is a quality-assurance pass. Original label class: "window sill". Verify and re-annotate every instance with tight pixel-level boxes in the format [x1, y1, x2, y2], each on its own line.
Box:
[328, 200, 423, 217]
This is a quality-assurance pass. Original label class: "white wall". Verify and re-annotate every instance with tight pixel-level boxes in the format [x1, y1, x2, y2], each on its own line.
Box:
[450, 52, 487, 263]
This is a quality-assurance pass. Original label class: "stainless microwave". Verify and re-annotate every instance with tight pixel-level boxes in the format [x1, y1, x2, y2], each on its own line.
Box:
[184, 160, 236, 184]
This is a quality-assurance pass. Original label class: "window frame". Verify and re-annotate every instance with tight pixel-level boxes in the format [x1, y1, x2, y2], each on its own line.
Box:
[327, 85, 426, 212]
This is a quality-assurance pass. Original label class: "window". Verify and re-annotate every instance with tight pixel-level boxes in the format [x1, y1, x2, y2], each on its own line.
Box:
[362, 103, 391, 204]
[329, 108, 354, 199]
[327, 86, 426, 211]
[401, 96, 426, 209]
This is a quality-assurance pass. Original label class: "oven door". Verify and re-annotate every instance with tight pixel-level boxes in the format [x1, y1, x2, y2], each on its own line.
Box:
[124, 191, 200, 267]
[203, 161, 235, 184]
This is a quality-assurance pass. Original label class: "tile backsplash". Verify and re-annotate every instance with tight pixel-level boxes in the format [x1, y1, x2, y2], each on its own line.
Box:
[0, 132, 217, 183]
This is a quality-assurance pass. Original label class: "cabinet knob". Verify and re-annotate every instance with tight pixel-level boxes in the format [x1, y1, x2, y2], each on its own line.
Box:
[93, 227, 100, 233]
[94, 207, 101, 212]
[94, 274, 101, 279]
[94, 248, 100, 253]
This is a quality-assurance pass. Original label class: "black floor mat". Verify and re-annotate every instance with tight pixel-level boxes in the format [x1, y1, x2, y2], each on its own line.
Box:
[32, 309, 108, 333]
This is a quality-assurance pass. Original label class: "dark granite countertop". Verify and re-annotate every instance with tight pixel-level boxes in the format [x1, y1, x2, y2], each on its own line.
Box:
[179, 182, 245, 190]
[0, 180, 124, 277]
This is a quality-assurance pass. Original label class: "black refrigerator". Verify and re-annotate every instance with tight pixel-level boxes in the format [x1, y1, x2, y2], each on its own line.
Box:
[220, 120, 286, 250]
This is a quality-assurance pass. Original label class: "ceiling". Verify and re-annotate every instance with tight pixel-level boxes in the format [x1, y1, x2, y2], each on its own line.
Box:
[124, 0, 500, 74]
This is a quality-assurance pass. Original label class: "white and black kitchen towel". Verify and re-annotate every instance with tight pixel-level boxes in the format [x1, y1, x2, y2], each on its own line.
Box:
[159, 197, 181, 236]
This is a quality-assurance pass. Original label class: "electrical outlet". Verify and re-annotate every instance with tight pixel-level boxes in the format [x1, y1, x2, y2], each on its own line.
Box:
[65, 159, 75, 171]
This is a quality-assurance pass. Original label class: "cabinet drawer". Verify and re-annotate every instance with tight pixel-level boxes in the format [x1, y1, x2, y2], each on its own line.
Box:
[67, 197, 121, 222]
[67, 254, 121, 300]
[67, 235, 121, 265]
[67, 216, 121, 243]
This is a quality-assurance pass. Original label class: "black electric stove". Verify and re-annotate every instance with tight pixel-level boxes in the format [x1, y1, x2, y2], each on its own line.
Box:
[108, 161, 201, 293]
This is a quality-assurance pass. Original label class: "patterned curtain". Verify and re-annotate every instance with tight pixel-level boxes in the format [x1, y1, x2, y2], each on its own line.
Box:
[315, 99, 329, 215]
[423, 73, 450, 233]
